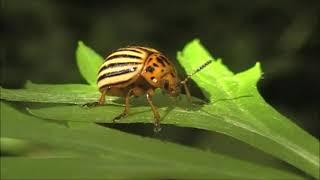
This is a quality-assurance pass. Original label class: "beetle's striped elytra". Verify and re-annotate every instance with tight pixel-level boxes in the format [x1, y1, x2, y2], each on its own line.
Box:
[95, 46, 213, 132]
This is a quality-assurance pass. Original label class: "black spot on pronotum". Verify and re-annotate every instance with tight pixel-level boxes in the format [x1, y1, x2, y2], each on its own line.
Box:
[151, 76, 155, 80]
[146, 66, 155, 73]
[159, 55, 170, 65]
[147, 57, 153, 64]
[153, 63, 159, 67]
[156, 57, 166, 67]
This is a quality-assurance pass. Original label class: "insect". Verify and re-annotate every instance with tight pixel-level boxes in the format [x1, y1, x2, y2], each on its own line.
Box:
[96, 46, 212, 132]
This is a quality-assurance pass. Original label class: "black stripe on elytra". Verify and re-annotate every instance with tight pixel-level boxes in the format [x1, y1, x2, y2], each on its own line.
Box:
[99, 78, 133, 89]
[117, 48, 143, 54]
[98, 66, 108, 74]
[106, 54, 142, 61]
[153, 63, 159, 67]
[135, 47, 152, 52]
[98, 62, 142, 74]
[98, 67, 138, 81]
[106, 62, 141, 69]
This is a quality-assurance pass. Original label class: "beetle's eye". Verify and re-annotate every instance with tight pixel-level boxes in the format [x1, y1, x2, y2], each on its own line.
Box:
[163, 80, 169, 90]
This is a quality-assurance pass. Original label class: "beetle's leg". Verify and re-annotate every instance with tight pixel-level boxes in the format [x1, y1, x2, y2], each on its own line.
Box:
[113, 89, 133, 122]
[82, 90, 107, 107]
[181, 81, 192, 102]
[182, 82, 205, 106]
[98, 89, 107, 105]
[146, 89, 161, 132]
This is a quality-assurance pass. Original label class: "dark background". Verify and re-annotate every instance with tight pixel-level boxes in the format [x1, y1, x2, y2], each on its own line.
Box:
[2, 0, 319, 140]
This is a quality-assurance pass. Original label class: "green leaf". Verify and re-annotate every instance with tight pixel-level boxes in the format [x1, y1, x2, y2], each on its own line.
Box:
[178, 39, 320, 178]
[76, 41, 104, 86]
[0, 137, 38, 156]
[26, 99, 320, 179]
[25, 39, 319, 178]
[1, 102, 304, 179]
[1, 157, 303, 179]
[0, 82, 120, 105]
[1, 39, 319, 178]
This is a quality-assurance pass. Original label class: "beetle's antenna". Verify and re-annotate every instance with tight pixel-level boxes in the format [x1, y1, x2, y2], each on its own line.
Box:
[181, 60, 213, 84]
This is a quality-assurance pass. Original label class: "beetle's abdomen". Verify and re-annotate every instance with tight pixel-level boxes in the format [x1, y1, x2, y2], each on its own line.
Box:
[97, 47, 151, 91]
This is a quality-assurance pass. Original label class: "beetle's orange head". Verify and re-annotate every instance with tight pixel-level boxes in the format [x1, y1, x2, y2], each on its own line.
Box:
[160, 72, 181, 97]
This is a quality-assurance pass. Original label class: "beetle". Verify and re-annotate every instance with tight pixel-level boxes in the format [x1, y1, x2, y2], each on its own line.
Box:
[95, 46, 212, 132]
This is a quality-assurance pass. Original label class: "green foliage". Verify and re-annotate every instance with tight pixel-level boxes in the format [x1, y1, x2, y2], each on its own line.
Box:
[1, 102, 303, 179]
[76, 41, 104, 86]
[178, 40, 319, 178]
[1, 40, 319, 179]
[0, 82, 120, 105]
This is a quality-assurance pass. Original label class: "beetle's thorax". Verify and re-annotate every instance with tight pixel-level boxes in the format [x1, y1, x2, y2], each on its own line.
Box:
[141, 52, 179, 95]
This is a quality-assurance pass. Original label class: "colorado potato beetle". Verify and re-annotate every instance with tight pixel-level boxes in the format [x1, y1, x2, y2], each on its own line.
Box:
[96, 46, 212, 132]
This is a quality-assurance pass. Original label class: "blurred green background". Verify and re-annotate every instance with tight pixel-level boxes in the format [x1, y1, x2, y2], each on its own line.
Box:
[2, 0, 319, 140]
